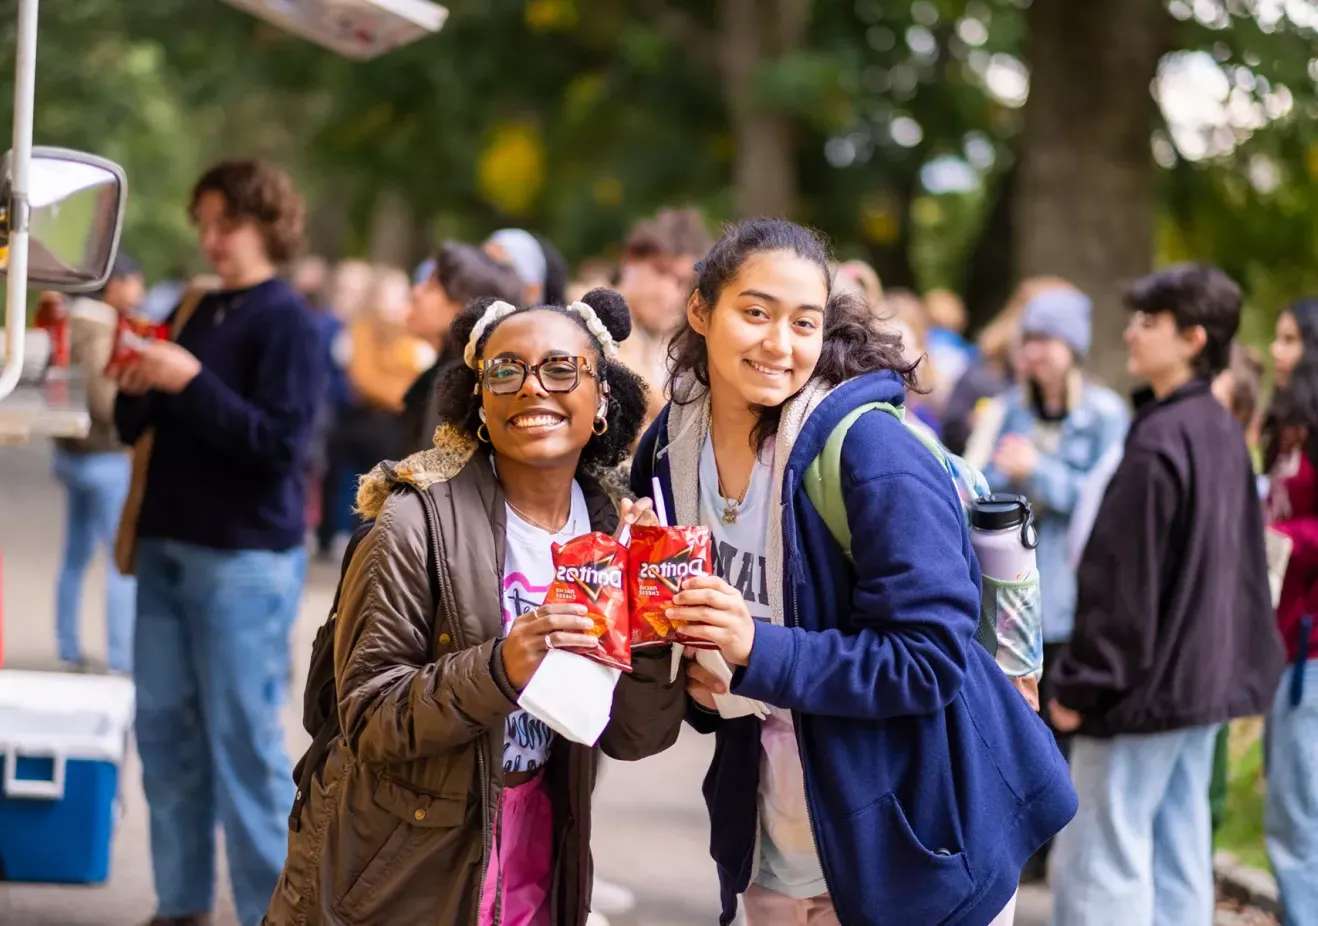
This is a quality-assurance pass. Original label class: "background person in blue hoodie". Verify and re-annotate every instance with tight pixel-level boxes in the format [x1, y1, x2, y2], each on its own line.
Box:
[630, 219, 1076, 926]
[112, 159, 325, 926]
[974, 287, 1128, 880]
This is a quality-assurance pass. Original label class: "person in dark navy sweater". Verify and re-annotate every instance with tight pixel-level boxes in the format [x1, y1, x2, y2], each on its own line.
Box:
[630, 219, 1076, 926]
[112, 159, 324, 926]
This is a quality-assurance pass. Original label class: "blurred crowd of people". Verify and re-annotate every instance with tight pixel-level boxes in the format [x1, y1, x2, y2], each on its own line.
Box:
[30, 154, 1318, 926]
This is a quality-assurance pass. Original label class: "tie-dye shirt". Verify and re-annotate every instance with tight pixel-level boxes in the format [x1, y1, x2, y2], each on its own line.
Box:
[699, 438, 827, 899]
[500, 481, 589, 773]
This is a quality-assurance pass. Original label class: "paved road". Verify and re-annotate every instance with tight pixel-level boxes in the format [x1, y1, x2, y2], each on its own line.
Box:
[0, 440, 1050, 925]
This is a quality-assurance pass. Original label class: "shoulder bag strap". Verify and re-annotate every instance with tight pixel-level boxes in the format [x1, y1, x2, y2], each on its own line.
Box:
[113, 286, 212, 575]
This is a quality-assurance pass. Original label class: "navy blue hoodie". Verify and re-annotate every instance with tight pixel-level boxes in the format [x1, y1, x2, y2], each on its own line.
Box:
[631, 371, 1077, 926]
[115, 277, 324, 551]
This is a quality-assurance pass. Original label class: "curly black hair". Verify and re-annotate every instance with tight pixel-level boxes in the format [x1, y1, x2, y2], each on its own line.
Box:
[435, 288, 649, 475]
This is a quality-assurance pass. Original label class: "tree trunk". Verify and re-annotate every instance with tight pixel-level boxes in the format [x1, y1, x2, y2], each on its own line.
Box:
[367, 188, 414, 268]
[864, 169, 920, 292]
[720, 0, 807, 218]
[963, 163, 1018, 337]
[306, 185, 351, 260]
[1015, 0, 1172, 391]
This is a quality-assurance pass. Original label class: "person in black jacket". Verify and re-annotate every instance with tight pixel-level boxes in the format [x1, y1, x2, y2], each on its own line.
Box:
[1047, 264, 1285, 926]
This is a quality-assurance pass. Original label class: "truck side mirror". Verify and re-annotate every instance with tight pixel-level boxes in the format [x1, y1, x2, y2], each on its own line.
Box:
[0, 146, 126, 293]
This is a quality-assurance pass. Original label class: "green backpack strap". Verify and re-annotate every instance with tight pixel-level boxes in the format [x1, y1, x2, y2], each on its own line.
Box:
[803, 402, 903, 561]
[803, 401, 1003, 661]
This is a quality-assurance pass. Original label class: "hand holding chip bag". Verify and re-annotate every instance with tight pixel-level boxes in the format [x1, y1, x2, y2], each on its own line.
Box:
[544, 532, 632, 672]
[628, 524, 718, 650]
[105, 315, 170, 377]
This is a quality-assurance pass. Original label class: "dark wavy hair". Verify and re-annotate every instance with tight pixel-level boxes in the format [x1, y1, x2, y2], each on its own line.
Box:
[432, 241, 523, 307]
[1264, 298, 1318, 472]
[1124, 262, 1242, 381]
[188, 159, 305, 264]
[435, 289, 648, 475]
[667, 218, 920, 452]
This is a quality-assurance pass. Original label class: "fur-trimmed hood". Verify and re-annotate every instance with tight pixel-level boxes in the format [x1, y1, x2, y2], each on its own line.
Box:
[355, 423, 479, 520]
[355, 422, 633, 521]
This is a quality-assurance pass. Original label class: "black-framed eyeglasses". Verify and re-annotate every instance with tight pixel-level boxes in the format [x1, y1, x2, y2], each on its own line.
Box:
[476, 356, 597, 396]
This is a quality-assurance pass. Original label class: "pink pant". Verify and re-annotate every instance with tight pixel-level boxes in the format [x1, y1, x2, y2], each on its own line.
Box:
[741, 884, 1019, 925]
[742, 884, 841, 925]
[479, 773, 554, 926]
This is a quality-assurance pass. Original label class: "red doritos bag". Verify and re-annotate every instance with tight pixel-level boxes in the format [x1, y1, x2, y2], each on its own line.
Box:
[545, 532, 631, 672]
[105, 315, 170, 377]
[628, 524, 717, 650]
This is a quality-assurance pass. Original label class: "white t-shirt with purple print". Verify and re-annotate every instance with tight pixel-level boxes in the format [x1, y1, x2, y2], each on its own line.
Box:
[499, 480, 590, 774]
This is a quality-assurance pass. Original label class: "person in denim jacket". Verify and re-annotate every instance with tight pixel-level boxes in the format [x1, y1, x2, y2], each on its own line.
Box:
[977, 287, 1128, 878]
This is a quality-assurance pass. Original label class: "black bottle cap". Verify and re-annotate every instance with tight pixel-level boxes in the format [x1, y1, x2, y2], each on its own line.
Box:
[969, 493, 1029, 531]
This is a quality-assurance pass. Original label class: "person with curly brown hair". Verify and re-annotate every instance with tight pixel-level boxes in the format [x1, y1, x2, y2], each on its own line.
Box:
[110, 159, 326, 926]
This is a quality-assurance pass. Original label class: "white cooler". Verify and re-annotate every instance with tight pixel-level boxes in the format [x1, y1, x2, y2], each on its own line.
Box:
[0, 670, 135, 884]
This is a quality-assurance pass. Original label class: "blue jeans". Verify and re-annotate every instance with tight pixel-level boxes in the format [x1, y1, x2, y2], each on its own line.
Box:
[1266, 659, 1318, 926]
[133, 539, 305, 926]
[1050, 725, 1219, 926]
[52, 449, 135, 672]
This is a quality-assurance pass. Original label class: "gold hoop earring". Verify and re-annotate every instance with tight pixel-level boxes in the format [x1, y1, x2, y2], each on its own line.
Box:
[592, 417, 608, 436]
[477, 423, 491, 443]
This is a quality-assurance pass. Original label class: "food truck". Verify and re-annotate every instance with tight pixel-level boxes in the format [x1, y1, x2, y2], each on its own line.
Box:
[0, 0, 447, 887]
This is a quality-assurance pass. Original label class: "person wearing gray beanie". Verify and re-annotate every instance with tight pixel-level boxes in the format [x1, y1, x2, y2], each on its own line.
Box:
[1020, 288, 1094, 359]
[972, 280, 1130, 882]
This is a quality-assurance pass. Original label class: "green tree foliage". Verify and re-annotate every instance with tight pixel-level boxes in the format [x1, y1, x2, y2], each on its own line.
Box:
[0, 0, 1313, 351]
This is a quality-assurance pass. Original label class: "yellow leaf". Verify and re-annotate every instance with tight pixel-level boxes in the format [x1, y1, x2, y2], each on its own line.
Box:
[1306, 143, 1318, 180]
[478, 122, 546, 216]
[860, 195, 899, 244]
[526, 0, 578, 32]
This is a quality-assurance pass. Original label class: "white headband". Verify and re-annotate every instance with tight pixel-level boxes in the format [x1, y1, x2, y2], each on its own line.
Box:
[566, 301, 619, 359]
[464, 300, 518, 369]
[465, 299, 619, 370]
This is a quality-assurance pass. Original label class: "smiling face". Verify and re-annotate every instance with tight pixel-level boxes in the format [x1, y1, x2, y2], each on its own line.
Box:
[689, 249, 827, 413]
[479, 310, 603, 471]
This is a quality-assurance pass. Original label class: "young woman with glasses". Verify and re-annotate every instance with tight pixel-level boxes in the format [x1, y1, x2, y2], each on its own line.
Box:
[266, 289, 687, 926]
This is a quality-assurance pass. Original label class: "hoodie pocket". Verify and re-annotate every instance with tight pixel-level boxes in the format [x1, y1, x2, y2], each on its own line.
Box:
[824, 793, 974, 924]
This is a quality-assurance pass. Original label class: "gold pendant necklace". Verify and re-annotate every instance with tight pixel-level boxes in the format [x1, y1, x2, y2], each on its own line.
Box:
[507, 499, 573, 535]
[715, 470, 749, 525]
[710, 423, 751, 526]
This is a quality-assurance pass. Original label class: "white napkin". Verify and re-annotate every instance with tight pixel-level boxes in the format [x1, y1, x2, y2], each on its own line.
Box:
[518, 649, 622, 747]
[670, 646, 770, 720]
